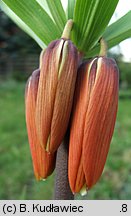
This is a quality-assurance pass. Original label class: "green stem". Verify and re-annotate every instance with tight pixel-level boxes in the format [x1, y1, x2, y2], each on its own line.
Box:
[61, 19, 73, 40]
[99, 38, 107, 57]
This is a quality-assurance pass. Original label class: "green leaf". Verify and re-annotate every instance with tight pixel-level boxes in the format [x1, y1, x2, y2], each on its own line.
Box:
[1, 0, 61, 47]
[46, 0, 67, 32]
[104, 11, 131, 48]
[36, 0, 52, 18]
[72, 0, 119, 53]
[86, 11, 131, 57]
[0, 0, 46, 48]
[67, 0, 76, 19]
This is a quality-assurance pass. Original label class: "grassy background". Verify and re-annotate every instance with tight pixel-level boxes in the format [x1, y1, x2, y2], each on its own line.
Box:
[0, 80, 131, 200]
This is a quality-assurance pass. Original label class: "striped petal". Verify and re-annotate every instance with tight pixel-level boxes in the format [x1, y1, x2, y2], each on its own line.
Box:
[83, 57, 119, 189]
[36, 39, 79, 153]
[68, 57, 119, 193]
[25, 69, 56, 180]
[68, 61, 92, 193]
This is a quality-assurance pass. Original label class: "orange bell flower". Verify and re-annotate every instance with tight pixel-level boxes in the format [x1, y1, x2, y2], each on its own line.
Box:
[25, 70, 56, 180]
[36, 38, 79, 153]
[69, 57, 119, 193]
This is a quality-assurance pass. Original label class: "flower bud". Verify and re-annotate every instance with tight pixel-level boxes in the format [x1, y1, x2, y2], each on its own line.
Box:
[68, 57, 119, 193]
[36, 39, 79, 153]
[25, 70, 56, 180]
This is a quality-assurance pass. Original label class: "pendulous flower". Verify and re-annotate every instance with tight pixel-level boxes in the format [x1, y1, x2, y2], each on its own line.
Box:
[68, 55, 119, 193]
[35, 21, 79, 153]
[25, 70, 56, 180]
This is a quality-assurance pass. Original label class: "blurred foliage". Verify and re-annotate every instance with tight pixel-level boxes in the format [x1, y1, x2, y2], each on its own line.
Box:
[119, 89, 131, 99]
[12, 70, 29, 82]
[0, 10, 41, 55]
[0, 80, 131, 199]
[108, 52, 131, 89]
[0, 11, 40, 82]
[119, 61, 131, 89]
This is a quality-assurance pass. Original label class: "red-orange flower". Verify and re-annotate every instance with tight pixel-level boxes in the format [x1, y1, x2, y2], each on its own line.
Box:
[36, 39, 79, 153]
[25, 70, 56, 180]
[68, 57, 119, 193]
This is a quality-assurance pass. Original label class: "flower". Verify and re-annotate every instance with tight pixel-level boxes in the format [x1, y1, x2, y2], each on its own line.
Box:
[25, 70, 56, 180]
[36, 38, 79, 153]
[68, 57, 119, 193]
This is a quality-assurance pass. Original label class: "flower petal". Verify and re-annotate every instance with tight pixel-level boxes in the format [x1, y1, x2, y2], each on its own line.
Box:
[36, 39, 79, 153]
[83, 57, 119, 188]
[25, 69, 56, 180]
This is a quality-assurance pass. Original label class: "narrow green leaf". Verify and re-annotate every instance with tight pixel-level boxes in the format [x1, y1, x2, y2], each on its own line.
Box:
[72, 0, 119, 52]
[104, 10, 131, 48]
[46, 0, 67, 32]
[36, 0, 52, 18]
[86, 11, 131, 57]
[67, 0, 76, 19]
[0, 0, 46, 48]
[1, 0, 61, 46]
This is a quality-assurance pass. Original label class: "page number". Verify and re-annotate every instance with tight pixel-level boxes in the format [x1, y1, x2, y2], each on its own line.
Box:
[120, 204, 127, 213]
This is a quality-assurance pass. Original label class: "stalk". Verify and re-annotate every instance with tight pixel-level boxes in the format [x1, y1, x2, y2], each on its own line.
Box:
[54, 131, 74, 200]
[61, 19, 73, 39]
[99, 38, 107, 57]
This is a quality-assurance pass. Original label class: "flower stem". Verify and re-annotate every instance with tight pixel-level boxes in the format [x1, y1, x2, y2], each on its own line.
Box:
[54, 131, 74, 200]
[61, 19, 73, 40]
[99, 38, 107, 57]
